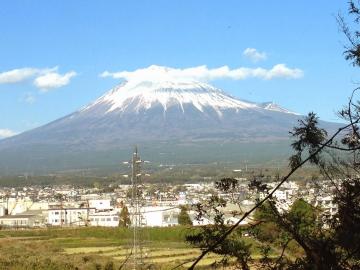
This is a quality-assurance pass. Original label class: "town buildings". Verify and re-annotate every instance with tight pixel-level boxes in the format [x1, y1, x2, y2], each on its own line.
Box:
[0, 179, 339, 229]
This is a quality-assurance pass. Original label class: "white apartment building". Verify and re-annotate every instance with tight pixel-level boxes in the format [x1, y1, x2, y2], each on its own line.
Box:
[47, 208, 95, 226]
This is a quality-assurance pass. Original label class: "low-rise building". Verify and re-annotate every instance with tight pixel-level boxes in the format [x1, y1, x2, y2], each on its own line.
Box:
[47, 208, 94, 226]
[140, 206, 180, 227]
[89, 211, 119, 227]
[0, 213, 44, 228]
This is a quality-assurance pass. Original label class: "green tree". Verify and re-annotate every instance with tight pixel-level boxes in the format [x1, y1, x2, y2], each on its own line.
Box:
[287, 199, 317, 237]
[185, 2, 360, 269]
[178, 206, 192, 226]
[93, 181, 102, 189]
[119, 205, 131, 227]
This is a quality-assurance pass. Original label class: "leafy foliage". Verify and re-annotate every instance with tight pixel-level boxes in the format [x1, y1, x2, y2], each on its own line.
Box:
[289, 112, 327, 169]
[339, 0, 360, 67]
[178, 205, 192, 226]
[333, 178, 360, 258]
[186, 181, 252, 269]
[118, 205, 131, 227]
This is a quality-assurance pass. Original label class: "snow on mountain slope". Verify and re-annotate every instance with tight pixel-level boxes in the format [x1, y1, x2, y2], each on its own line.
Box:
[258, 102, 298, 115]
[80, 66, 296, 117]
[81, 80, 258, 117]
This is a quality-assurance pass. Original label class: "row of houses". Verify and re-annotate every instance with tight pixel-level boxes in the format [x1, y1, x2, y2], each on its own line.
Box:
[0, 198, 183, 228]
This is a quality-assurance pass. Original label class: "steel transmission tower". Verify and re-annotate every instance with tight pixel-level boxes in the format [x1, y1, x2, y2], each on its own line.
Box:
[130, 146, 145, 270]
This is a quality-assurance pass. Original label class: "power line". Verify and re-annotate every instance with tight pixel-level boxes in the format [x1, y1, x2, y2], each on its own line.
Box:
[141, 206, 179, 213]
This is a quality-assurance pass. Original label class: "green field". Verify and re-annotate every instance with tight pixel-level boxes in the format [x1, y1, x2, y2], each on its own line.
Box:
[0, 226, 274, 269]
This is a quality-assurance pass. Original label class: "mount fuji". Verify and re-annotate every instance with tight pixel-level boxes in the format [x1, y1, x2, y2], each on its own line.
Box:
[0, 66, 337, 172]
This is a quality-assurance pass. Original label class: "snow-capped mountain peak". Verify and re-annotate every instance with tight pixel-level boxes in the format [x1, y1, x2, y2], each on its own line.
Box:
[81, 65, 297, 117]
[81, 78, 259, 115]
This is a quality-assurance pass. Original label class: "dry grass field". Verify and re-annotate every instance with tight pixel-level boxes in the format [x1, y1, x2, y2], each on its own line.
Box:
[0, 227, 275, 269]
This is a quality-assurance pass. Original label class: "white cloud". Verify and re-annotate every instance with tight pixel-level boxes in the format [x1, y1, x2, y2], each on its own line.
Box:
[0, 67, 58, 84]
[0, 68, 40, 84]
[0, 67, 76, 91]
[33, 71, 77, 91]
[243, 48, 267, 62]
[100, 64, 303, 83]
[0, 129, 18, 139]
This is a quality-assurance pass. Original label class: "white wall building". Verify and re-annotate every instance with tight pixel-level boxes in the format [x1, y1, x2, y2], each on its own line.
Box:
[0, 215, 37, 227]
[89, 199, 111, 210]
[89, 211, 119, 227]
[48, 208, 94, 226]
[0, 206, 6, 217]
[29, 201, 49, 211]
[138, 206, 180, 227]
[0, 210, 46, 228]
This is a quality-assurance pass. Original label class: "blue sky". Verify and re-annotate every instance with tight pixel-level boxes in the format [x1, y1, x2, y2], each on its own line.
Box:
[0, 1, 357, 137]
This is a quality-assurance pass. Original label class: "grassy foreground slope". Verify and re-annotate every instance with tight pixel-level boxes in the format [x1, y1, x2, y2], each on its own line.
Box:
[0, 227, 275, 270]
